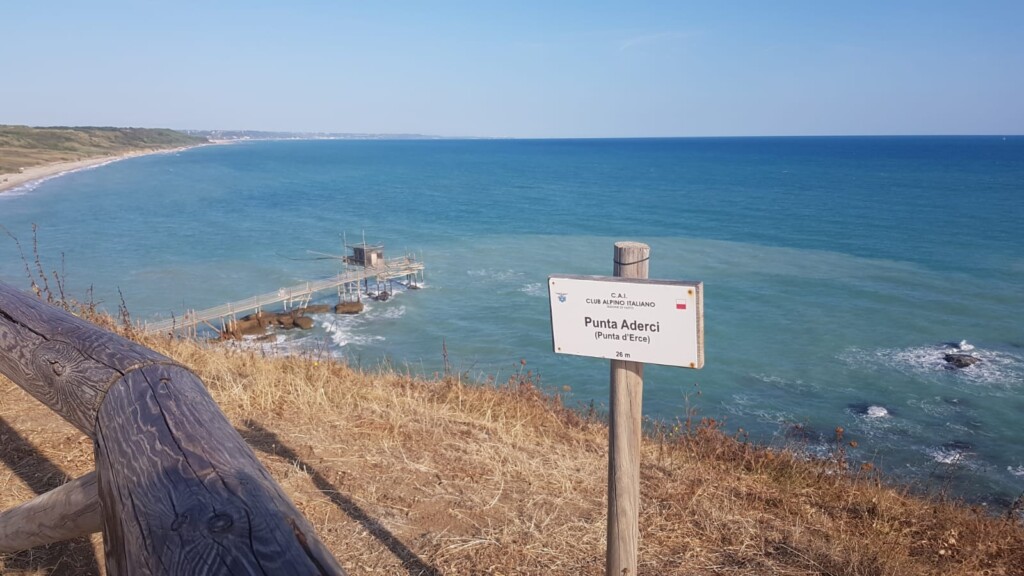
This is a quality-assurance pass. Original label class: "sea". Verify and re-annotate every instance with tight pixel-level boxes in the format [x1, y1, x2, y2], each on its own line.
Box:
[1, 137, 1022, 507]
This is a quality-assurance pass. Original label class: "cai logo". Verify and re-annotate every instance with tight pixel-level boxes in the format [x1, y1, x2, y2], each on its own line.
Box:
[557, 292, 567, 303]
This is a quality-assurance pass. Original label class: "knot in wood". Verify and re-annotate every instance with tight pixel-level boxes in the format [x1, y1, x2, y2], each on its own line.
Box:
[171, 513, 189, 531]
[33, 340, 82, 384]
[207, 513, 234, 534]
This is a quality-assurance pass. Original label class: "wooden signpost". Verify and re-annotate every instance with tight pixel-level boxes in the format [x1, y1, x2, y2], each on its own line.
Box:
[549, 242, 704, 576]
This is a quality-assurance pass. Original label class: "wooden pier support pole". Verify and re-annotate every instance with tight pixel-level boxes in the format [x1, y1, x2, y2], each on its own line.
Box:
[607, 241, 649, 576]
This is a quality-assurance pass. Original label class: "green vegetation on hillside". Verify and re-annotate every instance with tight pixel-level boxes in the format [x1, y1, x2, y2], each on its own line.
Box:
[0, 125, 207, 173]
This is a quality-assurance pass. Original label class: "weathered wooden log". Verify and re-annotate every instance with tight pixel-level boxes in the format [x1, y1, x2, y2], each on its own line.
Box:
[0, 281, 173, 435]
[0, 471, 101, 553]
[95, 364, 343, 574]
[0, 282, 346, 574]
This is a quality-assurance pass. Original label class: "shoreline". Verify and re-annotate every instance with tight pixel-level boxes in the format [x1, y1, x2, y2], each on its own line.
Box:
[0, 142, 214, 195]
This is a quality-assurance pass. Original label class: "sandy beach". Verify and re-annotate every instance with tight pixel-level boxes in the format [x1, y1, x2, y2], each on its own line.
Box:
[0, 144, 210, 195]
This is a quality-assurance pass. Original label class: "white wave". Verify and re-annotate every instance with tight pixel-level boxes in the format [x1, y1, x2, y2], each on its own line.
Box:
[319, 314, 384, 348]
[221, 332, 289, 355]
[378, 305, 406, 320]
[0, 186, 32, 199]
[753, 374, 787, 384]
[927, 447, 971, 466]
[944, 422, 978, 435]
[953, 340, 975, 351]
[725, 394, 798, 426]
[520, 282, 545, 298]
[866, 405, 889, 418]
[799, 443, 833, 460]
[321, 315, 355, 347]
[750, 373, 821, 394]
[840, 343, 1024, 389]
[854, 408, 924, 441]
[1008, 465, 1024, 478]
[905, 397, 960, 419]
[2, 158, 123, 197]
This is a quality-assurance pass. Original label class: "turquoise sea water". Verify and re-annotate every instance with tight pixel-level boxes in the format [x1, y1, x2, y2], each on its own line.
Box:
[2, 137, 1022, 506]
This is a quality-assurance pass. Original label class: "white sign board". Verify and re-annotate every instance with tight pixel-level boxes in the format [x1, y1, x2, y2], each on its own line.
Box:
[548, 275, 704, 368]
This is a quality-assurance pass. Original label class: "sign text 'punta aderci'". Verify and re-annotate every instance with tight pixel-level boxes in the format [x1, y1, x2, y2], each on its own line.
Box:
[548, 275, 704, 369]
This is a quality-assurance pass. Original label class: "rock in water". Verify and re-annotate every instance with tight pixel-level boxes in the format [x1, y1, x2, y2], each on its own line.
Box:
[335, 301, 364, 314]
[293, 316, 315, 330]
[944, 353, 981, 369]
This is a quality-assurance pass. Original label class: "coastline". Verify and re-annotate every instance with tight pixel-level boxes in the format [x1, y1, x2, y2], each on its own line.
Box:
[0, 143, 213, 195]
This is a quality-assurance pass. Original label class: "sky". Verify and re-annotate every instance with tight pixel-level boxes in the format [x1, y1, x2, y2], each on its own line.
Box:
[1, 1, 1022, 138]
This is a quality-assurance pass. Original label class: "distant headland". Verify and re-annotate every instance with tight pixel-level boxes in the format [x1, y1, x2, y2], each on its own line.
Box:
[184, 129, 454, 142]
[0, 125, 209, 194]
[0, 125, 477, 194]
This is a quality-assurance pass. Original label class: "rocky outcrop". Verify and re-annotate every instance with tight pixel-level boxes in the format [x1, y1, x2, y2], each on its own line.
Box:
[944, 353, 981, 369]
[231, 318, 267, 337]
[335, 301, 364, 314]
[225, 310, 316, 339]
[221, 301, 364, 339]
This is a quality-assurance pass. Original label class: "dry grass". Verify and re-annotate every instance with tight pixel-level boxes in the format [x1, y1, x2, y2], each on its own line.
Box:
[1, 313, 1022, 575]
[0, 125, 204, 173]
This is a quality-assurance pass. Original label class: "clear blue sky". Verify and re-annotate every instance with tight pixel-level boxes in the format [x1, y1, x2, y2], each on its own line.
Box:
[2, 1, 1022, 137]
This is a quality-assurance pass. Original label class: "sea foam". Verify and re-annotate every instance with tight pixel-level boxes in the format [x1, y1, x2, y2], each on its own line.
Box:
[866, 405, 889, 418]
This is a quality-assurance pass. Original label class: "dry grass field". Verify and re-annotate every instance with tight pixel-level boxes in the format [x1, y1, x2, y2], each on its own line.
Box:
[0, 125, 205, 174]
[1, 306, 1022, 575]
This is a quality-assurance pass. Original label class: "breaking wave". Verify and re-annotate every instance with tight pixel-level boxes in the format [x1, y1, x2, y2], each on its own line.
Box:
[839, 341, 1024, 389]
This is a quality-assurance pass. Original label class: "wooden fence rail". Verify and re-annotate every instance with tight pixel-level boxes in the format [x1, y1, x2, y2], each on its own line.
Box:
[0, 471, 100, 554]
[0, 281, 346, 575]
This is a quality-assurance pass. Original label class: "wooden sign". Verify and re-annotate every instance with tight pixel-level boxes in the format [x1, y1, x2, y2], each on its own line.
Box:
[548, 275, 704, 368]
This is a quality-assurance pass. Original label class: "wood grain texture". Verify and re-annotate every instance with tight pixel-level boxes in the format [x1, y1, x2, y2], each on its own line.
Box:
[607, 242, 649, 576]
[95, 364, 345, 576]
[0, 281, 175, 434]
[0, 471, 101, 553]
[1, 281, 344, 572]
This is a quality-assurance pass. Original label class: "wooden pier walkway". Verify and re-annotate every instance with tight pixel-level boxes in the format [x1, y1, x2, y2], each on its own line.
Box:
[144, 255, 424, 334]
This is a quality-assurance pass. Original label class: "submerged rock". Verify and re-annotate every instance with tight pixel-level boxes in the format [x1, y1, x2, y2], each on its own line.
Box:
[943, 353, 981, 369]
[944, 440, 974, 452]
[848, 403, 892, 418]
